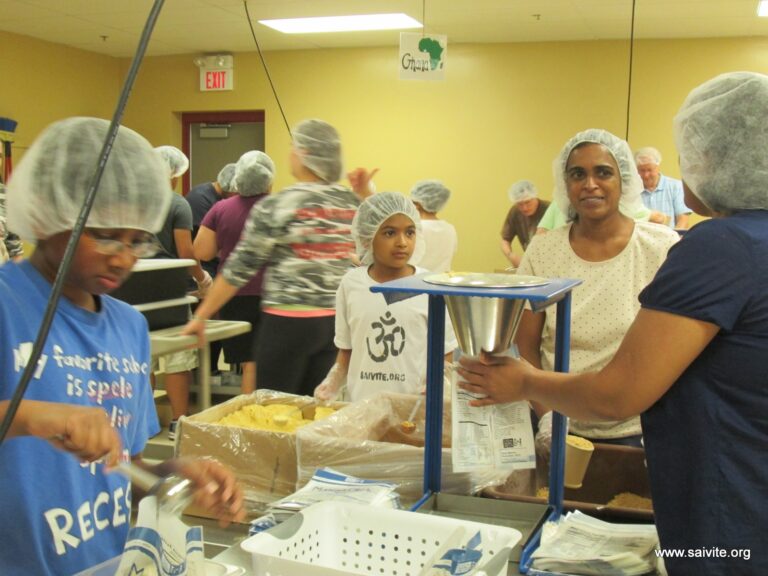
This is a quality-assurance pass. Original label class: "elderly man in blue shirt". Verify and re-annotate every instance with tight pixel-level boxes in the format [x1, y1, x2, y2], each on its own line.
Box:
[634, 146, 691, 229]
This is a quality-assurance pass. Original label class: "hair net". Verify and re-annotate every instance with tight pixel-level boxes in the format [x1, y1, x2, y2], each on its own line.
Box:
[155, 145, 189, 178]
[674, 71, 768, 212]
[292, 119, 343, 183]
[508, 180, 538, 204]
[633, 146, 662, 166]
[410, 180, 451, 213]
[552, 128, 646, 221]
[217, 163, 237, 193]
[352, 191, 425, 266]
[7, 117, 172, 242]
[234, 151, 275, 197]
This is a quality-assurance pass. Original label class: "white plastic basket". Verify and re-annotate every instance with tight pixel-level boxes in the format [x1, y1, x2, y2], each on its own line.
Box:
[241, 501, 522, 576]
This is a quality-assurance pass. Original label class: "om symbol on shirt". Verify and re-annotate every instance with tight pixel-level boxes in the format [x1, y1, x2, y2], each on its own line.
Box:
[366, 311, 406, 362]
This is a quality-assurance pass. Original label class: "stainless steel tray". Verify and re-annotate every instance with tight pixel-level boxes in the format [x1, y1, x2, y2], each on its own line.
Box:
[424, 272, 549, 288]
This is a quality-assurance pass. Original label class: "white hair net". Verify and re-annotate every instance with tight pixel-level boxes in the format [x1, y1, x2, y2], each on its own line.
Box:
[234, 151, 275, 197]
[7, 117, 172, 242]
[552, 128, 646, 221]
[292, 119, 342, 183]
[674, 71, 768, 212]
[634, 146, 662, 166]
[217, 163, 237, 193]
[411, 180, 451, 213]
[352, 191, 425, 266]
[155, 145, 189, 178]
[508, 180, 538, 203]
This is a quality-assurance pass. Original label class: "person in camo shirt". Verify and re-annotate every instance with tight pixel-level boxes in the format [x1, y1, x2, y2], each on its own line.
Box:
[184, 119, 375, 397]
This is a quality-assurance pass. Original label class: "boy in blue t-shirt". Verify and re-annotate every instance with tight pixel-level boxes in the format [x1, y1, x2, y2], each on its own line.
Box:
[0, 117, 244, 576]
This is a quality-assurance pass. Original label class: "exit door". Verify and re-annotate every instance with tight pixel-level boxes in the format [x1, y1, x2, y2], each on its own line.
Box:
[181, 111, 265, 194]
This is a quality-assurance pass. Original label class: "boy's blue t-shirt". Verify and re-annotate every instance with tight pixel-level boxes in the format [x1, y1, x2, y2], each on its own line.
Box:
[639, 211, 768, 574]
[0, 261, 160, 576]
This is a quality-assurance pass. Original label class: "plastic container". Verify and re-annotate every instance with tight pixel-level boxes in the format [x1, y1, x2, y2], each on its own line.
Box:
[241, 500, 522, 576]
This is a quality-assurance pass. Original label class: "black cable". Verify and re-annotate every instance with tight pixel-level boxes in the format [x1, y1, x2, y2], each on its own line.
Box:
[625, 0, 637, 141]
[0, 0, 166, 445]
[243, 0, 292, 138]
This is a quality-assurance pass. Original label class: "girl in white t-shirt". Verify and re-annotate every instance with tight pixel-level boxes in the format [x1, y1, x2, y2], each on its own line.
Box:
[314, 192, 457, 402]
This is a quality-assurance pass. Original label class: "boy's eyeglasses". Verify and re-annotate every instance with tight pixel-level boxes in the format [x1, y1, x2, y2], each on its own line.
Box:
[85, 230, 160, 258]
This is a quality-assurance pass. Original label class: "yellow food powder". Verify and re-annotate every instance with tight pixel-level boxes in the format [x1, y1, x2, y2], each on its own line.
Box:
[216, 403, 336, 433]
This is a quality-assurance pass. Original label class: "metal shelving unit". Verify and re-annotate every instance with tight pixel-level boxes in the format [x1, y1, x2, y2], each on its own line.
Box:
[371, 273, 581, 574]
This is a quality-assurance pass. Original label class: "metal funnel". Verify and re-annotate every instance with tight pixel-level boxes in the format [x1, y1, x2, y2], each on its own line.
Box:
[445, 295, 527, 356]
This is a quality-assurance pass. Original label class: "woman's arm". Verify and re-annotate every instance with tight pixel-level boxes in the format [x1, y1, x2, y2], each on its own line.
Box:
[174, 228, 207, 284]
[193, 225, 218, 262]
[459, 308, 719, 420]
[514, 309, 546, 416]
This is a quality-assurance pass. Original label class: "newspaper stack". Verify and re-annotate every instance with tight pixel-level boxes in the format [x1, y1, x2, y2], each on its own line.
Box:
[250, 468, 401, 534]
[529, 511, 660, 576]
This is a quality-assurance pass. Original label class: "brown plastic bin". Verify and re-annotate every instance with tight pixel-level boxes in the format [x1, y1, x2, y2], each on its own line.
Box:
[483, 443, 654, 522]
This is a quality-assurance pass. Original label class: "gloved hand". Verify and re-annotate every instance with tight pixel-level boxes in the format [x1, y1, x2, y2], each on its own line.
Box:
[534, 411, 569, 461]
[194, 270, 213, 298]
[314, 363, 347, 402]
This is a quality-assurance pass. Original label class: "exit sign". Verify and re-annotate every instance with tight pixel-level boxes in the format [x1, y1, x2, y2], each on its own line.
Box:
[200, 68, 233, 91]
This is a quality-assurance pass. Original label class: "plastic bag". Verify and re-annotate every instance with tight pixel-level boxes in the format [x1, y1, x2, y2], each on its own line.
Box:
[115, 495, 205, 576]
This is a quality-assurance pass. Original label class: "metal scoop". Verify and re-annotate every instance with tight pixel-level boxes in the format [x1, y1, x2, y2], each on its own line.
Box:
[116, 462, 194, 515]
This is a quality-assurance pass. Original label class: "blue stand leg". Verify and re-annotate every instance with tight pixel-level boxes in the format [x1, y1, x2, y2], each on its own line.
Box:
[423, 295, 446, 495]
[519, 292, 572, 573]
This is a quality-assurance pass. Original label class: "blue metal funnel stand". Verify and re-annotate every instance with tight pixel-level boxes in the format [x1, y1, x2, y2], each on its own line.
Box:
[371, 273, 582, 574]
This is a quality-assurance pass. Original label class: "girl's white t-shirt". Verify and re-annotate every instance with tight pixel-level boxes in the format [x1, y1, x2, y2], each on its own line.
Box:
[335, 266, 458, 402]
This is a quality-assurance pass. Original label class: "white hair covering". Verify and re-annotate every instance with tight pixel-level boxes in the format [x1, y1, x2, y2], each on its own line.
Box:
[352, 191, 425, 266]
[154, 145, 189, 179]
[292, 119, 343, 183]
[674, 71, 768, 212]
[410, 180, 451, 213]
[7, 117, 172, 241]
[234, 151, 275, 197]
[508, 180, 538, 203]
[552, 128, 646, 221]
[633, 146, 662, 166]
[216, 163, 237, 193]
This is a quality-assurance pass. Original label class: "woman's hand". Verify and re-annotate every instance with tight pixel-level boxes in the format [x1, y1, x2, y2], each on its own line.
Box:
[181, 316, 207, 349]
[456, 352, 533, 407]
[174, 458, 245, 527]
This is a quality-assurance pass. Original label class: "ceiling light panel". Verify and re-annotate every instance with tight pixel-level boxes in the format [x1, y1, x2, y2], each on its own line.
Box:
[259, 13, 422, 34]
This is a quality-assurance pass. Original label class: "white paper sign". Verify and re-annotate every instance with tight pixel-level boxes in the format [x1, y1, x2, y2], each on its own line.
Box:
[399, 32, 447, 81]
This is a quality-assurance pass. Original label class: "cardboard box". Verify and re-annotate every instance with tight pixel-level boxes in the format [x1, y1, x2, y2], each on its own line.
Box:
[483, 443, 653, 521]
[176, 390, 346, 518]
[296, 392, 508, 506]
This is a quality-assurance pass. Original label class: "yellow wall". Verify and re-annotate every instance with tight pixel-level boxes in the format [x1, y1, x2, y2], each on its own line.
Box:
[4, 31, 768, 270]
[0, 31, 120, 156]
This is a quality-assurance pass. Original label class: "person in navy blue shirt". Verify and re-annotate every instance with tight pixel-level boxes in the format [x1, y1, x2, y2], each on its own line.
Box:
[458, 72, 768, 575]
